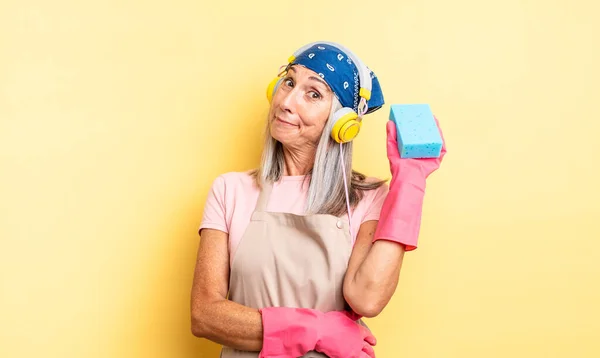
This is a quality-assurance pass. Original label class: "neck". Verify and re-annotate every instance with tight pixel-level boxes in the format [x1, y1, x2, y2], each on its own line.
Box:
[282, 145, 316, 176]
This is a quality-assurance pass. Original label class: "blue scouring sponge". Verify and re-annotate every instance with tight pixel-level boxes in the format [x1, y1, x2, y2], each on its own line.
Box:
[389, 104, 443, 158]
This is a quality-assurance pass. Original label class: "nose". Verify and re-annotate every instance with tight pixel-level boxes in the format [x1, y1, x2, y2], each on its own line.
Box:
[279, 86, 299, 114]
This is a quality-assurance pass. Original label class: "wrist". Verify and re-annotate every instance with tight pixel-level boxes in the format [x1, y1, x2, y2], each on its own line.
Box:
[259, 307, 322, 357]
[373, 177, 426, 250]
[389, 159, 427, 186]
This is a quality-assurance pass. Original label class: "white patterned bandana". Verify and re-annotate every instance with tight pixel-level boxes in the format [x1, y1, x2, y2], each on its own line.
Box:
[291, 43, 384, 114]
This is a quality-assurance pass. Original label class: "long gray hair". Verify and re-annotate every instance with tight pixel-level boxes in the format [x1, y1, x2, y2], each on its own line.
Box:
[251, 96, 385, 217]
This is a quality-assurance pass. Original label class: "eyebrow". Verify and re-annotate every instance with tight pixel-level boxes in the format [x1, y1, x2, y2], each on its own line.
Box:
[287, 66, 331, 92]
[309, 76, 330, 91]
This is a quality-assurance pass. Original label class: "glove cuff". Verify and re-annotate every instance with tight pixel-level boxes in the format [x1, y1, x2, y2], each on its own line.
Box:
[373, 179, 426, 251]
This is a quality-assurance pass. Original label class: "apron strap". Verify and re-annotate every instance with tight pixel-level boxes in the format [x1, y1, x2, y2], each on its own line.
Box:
[255, 180, 273, 212]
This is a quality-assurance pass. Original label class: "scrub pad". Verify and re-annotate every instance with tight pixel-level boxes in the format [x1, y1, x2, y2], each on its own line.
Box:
[389, 104, 443, 158]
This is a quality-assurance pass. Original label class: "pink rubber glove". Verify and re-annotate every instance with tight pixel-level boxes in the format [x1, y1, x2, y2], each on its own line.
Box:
[259, 307, 376, 358]
[315, 311, 376, 358]
[373, 117, 447, 250]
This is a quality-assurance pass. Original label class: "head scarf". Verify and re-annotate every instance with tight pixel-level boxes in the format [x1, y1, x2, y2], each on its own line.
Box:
[290, 43, 384, 115]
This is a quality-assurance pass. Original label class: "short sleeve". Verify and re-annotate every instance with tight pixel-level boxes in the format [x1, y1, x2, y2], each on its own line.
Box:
[199, 175, 229, 234]
[362, 183, 389, 223]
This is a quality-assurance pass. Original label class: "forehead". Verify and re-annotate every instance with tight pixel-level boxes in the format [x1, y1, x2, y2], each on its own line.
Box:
[288, 64, 315, 75]
[288, 65, 331, 90]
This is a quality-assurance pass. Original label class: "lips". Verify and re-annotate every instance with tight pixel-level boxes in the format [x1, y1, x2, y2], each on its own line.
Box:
[275, 116, 298, 126]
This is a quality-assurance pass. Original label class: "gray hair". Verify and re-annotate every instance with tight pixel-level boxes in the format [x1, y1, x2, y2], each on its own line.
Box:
[252, 96, 385, 217]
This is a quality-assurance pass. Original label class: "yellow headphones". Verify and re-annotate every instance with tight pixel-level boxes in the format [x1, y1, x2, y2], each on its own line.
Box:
[266, 41, 373, 144]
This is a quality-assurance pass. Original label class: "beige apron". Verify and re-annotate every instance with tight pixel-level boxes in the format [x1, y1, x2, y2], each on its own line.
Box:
[220, 180, 368, 358]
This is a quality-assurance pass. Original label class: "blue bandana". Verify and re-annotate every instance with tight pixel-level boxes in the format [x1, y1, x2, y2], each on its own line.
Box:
[291, 43, 384, 115]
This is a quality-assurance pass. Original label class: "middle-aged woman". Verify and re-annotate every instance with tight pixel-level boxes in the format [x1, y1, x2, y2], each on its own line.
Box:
[191, 41, 447, 358]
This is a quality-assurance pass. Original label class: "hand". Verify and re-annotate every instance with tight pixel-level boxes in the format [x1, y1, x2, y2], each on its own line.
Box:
[385, 117, 447, 189]
[258, 307, 376, 358]
[315, 311, 376, 358]
[373, 117, 447, 250]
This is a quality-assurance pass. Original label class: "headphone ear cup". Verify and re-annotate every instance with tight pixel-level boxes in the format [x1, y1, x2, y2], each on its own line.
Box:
[331, 107, 362, 143]
[266, 77, 283, 103]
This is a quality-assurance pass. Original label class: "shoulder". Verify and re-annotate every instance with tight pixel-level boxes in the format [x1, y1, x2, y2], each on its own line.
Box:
[362, 176, 389, 199]
[205, 170, 259, 205]
[353, 174, 389, 220]
[211, 170, 257, 189]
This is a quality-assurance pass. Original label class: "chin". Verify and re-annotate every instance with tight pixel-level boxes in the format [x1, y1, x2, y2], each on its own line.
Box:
[270, 127, 290, 144]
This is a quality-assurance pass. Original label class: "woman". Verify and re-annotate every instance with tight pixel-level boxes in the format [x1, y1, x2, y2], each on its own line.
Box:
[190, 41, 446, 358]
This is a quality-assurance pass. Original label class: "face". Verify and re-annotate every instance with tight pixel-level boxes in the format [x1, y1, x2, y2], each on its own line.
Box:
[269, 65, 334, 148]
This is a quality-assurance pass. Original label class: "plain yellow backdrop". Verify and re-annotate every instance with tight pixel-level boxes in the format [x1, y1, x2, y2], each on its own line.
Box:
[1, 0, 599, 357]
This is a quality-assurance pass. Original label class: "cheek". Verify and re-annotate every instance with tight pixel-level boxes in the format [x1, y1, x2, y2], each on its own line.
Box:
[314, 106, 331, 130]
[301, 110, 330, 141]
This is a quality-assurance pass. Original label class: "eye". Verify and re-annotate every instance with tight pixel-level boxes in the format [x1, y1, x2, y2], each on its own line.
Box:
[283, 78, 294, 87]
[309, 91, 322, 99]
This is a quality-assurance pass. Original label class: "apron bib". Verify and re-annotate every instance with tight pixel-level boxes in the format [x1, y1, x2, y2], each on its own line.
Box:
[220, 181, 367, 357]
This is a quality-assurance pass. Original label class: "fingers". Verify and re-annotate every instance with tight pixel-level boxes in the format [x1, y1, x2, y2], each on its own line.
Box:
[363, 333, 376, 346]
[361, 343, 376, 358]
[386, 120, 400, 160]
[432, 115, 447, 159]
[359, 325, 377, 346]
[386, 120, 397, 142]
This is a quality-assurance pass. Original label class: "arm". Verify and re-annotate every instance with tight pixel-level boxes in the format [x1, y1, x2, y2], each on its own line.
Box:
[190, 228, 264, 352]
[192, 230, 377, 358]
[344, 118, 447, 318]
[192, 178, 376, 357]
[343, 220, 405, 318]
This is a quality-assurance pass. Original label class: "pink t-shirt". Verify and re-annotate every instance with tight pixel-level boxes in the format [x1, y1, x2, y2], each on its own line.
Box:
[199, 171, 389, 266]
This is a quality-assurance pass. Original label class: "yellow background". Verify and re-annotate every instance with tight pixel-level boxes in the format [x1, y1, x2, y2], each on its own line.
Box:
[1, 0, 599, 357]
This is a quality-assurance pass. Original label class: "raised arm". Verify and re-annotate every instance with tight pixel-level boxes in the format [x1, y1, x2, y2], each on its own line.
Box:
[343, 221, 405, 318]
[344, 118, 447, 318]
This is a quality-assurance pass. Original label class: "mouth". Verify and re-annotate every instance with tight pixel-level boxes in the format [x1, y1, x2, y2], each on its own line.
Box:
[275, 116, 298, 127]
